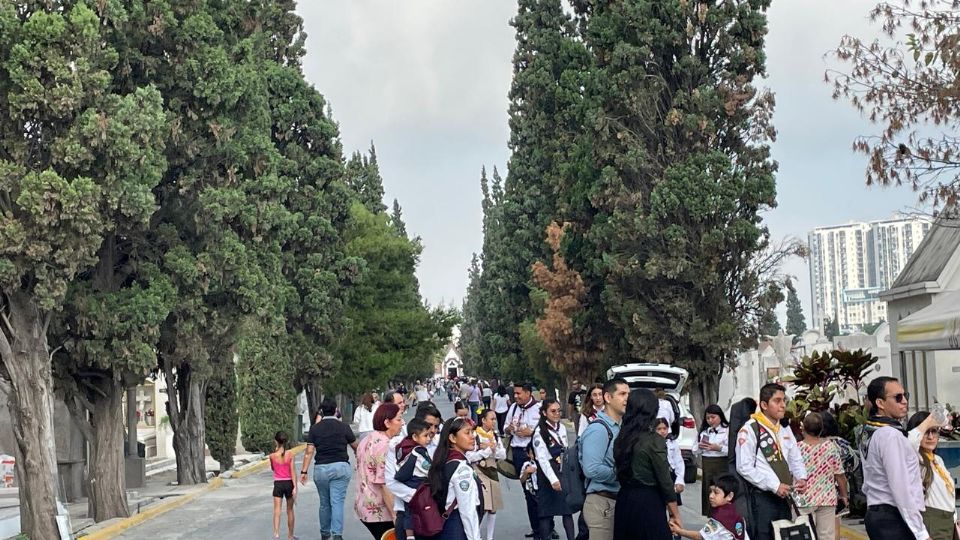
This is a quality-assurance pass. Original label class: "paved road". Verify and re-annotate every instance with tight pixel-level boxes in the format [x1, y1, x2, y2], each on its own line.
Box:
[116, 398, 706, 539]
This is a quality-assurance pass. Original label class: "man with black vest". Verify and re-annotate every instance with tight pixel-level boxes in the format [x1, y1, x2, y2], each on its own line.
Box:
[736, 383, 807, 540]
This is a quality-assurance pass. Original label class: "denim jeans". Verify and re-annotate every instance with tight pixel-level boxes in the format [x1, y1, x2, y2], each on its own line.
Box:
[313, 461, 352, 536]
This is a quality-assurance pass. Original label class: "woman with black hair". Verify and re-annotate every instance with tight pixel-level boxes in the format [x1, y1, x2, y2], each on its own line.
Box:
[532, 398, 575, 540]
[612, 389, 681, 540]
[726, 398, 757, 473]
[693, 403, 729, 517]
[426, 417, 484, 539]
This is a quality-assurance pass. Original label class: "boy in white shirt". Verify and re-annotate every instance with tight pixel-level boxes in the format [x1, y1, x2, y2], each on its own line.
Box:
[671, 474, 749, 540]
[736, 383, 807, 540]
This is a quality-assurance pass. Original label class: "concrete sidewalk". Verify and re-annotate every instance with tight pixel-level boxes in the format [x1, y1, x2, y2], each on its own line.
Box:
[0, 451, 279, 540]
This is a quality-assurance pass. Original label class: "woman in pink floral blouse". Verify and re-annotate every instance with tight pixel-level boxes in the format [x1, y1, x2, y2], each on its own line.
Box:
[355, 402, 405, 538]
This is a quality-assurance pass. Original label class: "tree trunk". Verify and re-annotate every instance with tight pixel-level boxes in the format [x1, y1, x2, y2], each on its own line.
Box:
[0, 292, 63, 539]
[688, 370, 721, 428]
[170, 368, 207, 485]
[87, 382, 129, 521]
[304, 379, 321, 424]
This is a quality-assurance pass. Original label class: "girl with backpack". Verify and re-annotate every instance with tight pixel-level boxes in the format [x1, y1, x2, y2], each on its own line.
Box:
[424, 416, 484, 539]
[270, 431, 298, 540]
[533, 398, 576, 540]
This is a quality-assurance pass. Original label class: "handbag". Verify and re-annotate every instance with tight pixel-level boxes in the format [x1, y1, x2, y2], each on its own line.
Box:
[497, 433, 519, 479]
[772, 498, 817, 540]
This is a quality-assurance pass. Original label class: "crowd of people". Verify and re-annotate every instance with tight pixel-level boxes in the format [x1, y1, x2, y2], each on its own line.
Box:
[267, 374, 957, 540]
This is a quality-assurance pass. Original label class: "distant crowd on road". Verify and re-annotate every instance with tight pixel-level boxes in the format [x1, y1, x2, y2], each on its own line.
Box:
[267, 372, 957, 540]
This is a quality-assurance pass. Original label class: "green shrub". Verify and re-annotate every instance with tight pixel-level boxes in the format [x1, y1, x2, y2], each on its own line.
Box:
[237, 333, 296, 454]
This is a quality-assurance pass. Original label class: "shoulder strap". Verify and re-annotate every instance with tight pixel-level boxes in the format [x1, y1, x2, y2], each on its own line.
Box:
[752, 421, 762, 465]
[602, 420, 613, 452]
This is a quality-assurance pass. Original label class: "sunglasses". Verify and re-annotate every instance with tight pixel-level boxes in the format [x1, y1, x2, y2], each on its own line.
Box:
[924, 428, 941, 437]
[890, 392, 910, 403]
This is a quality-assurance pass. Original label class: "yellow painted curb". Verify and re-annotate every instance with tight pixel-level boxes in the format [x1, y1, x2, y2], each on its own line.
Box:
[78, 444, 306, 539]
[78, 476, 224, 540]
[839, 524, 868, 540]
[231, 443, 306, 480]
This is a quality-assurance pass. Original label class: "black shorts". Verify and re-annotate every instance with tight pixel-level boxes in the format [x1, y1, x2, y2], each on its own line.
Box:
[273, 480, 294, 499]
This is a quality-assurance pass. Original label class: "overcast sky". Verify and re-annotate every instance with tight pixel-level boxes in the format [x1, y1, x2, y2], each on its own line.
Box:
[296, 1, 922, 327]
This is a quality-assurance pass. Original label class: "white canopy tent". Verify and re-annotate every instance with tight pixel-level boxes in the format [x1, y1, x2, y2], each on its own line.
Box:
[896, 290, 960, 350]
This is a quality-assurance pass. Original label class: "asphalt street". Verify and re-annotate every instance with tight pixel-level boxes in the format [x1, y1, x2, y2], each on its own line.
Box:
[115, 397, 706, 539]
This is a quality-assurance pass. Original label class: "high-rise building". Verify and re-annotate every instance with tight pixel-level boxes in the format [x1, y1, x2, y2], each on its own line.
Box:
[808, 215, 932, 331]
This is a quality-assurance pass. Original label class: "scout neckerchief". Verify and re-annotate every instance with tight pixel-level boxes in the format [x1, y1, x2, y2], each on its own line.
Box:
[923, 449, 955, 494]
[712, 503, 747, 540]
[858, 414, 906, 459]
[750, 412, 792, 485]
[509, 396, 538, 425]
[473, 427, 500, 481]
[543, 421, 564, 467]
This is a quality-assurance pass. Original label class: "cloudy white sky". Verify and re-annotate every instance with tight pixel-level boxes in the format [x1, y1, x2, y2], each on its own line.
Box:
[296, 1, 922, 327]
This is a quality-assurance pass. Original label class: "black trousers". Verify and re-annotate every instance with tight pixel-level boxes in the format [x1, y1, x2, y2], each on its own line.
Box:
[749, 489, 790, 540]
[865, 504, 914, 540]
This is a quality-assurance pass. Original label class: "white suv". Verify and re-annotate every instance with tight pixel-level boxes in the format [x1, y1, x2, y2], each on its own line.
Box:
[606, 363, 699, 484]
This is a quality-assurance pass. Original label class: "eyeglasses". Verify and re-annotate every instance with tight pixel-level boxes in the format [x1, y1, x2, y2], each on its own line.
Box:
[890, 392, 910, 403]
[924, 428, 941, 437]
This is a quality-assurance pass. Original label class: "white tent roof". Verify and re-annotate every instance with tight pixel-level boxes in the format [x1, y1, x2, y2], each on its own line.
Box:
[897, 290, 960, 350]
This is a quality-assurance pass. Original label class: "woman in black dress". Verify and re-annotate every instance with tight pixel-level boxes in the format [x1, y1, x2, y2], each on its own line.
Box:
[532, 398, 576, 540]
[612, 389, 682, 540]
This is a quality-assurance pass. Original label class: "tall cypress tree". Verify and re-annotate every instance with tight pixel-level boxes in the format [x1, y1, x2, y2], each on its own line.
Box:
[470, 166, 509, 377]
[575, 0, 779, 420]
[483, 0, 591, 381]
[459, 253, 483, 372]
[785, 287, 807, 336]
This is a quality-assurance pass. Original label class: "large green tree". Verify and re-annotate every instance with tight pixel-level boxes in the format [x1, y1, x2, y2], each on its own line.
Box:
[329, 201, 454, 396]
[574, 0, 780, 420]
[262, 21, 359, 418]
[106, 1, 292, 484]
[0, 2, 167, 535]
[483, 0, 592, 383]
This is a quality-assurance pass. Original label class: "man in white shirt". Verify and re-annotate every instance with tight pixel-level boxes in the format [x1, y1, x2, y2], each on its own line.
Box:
[736, 383, 807, 540]
[860, 376, 929, 540]
[505, 382, 542, 538]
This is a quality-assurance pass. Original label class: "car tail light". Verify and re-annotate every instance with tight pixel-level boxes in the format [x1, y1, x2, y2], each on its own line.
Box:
[681, 417, 695, 429]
